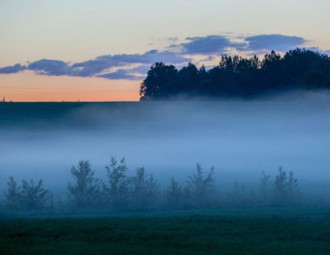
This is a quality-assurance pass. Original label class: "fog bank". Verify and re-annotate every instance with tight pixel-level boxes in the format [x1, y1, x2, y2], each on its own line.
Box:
[1, 91, 330, 195]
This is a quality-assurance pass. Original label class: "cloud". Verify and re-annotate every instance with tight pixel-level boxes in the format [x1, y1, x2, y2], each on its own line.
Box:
[173, 34, 307, 55]
[244, 34, 306, 53]
[141, 50, 190, 64]
[0, 64, 25, 74]
[179, 35, 243, 55]
[28, 59, 70, 76]
[71, 56, 117, 77]
[0, 50, 190, 80]
[71, 50, 190, 78]
[98, 69, 142, 80]
[129, 64, 151, 74]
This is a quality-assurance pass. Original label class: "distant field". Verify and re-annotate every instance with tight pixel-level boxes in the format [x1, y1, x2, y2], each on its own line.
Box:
[1, 207, 330, 255]
[0, 102, 139, 128]
[1, 101, 330, 254]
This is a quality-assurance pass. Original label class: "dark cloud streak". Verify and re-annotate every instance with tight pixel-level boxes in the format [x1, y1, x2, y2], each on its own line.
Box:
[245, 34, 306, 53]
[179, 35, 242, 55]
[99, 70, 143, 80]
[0, 50, 190, 80]
[28, 59, 70, 76]
[0, 64, 25, 74]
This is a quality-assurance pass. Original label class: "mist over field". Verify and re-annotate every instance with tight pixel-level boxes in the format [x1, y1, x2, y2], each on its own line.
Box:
[1, 91, 330, 198]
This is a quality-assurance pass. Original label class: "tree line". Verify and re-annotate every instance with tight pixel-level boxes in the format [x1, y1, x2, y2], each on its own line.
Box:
[1, 158, 303, 213]
[140, 49, 330, 100]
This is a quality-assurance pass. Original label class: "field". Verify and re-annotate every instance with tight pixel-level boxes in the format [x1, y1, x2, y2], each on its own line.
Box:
[0, 102, 138, 128]
[1, 207, 330, 255]
[1, 102, 330, 254]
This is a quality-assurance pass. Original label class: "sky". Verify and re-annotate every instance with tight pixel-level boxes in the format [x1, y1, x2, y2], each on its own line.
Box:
[0, 0, 329, 102]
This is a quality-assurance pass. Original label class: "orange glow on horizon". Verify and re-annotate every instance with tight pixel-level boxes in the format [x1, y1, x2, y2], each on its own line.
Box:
[0, 71, 141, 102]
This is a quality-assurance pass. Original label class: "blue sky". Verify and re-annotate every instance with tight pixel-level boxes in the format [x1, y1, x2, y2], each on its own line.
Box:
[0, 0, 329, 101]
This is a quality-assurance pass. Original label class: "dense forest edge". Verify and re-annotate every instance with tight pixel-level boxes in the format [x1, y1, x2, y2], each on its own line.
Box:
[140, 48, 330, 100]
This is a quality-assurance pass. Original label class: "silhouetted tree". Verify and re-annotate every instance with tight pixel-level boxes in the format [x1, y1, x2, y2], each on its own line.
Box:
[20, 179, 49, 210]
[140, 49, 330, 100]
[140, 62, 178, 100]
[3, 176, 49, 211]
[4, 176, 21, 210]
[166, 177, 183, 208]
[128, 167, 159, 209]
[68, 160, 100, 208]
[177, 63, 199, 95]
[273, 167, 299, 205]
[259, 171, 271, 203]
[187, 164, 215, 206]
[105, 157, 129, 210]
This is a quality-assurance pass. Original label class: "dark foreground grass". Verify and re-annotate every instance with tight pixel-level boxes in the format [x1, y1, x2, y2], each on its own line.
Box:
[1, 207, 330, 255]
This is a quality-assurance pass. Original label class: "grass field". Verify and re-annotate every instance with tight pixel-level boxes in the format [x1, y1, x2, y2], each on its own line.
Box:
[1, 102, 330, 254]
[1, 207, 330, 255]
[0, 102, 138, 129]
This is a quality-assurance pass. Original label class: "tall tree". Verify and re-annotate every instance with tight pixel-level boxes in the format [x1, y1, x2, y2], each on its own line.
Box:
[177, 63, 199, 95]
[259, 171, 271, 204]
[105, 157, 129, 209]
[68, 160, 100, 208]
[140, 49, 330, 100]
[4, 176, 49, 211]
[187, 164, 215, 206]
[273, 167, 299, 205]
[140, 62, 178, 100]
[128, 167, 159, 209]
[4, 176, 21, 210]
[20, 179, 49, 211]
[166, 177, 183, 208]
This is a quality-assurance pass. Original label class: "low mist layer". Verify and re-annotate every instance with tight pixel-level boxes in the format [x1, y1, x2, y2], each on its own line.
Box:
[1, 92, 330, 200]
